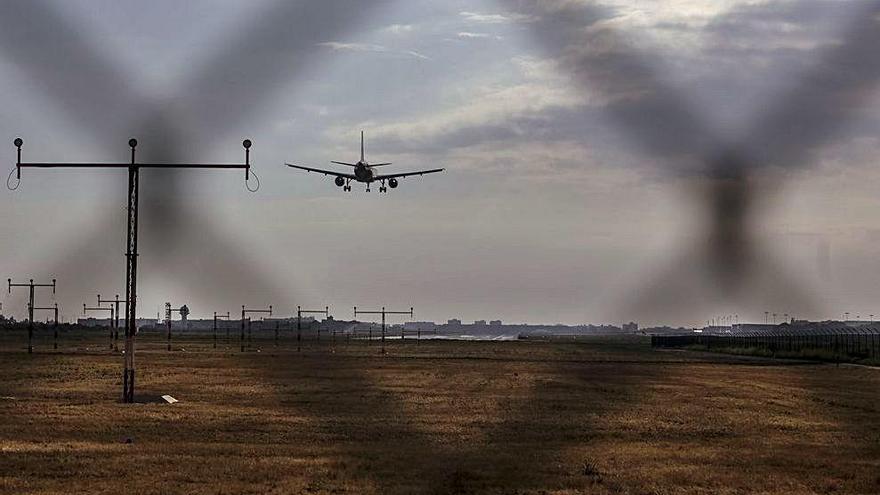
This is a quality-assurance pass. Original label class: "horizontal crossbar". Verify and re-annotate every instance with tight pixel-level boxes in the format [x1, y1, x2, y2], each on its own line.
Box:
[355, 311, 412, 315]
[18, 163, 248, 169]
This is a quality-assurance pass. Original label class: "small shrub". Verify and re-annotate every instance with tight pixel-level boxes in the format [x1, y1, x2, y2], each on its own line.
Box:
[582, 459, 603, 483]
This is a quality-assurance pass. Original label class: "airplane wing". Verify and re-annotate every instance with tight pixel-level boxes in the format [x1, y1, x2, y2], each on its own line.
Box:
[286, 163, 356, 179]
[374, 168, 445, 180]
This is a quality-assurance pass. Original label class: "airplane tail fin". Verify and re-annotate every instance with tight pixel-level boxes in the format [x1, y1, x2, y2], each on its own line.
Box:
[360, 131, 365, 162]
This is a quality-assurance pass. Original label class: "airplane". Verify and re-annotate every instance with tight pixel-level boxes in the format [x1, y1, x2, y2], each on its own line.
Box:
[286, 131, 444, 192]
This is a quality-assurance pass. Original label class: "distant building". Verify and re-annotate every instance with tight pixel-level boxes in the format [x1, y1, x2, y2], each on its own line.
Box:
[447, 319, 461, 326]
[78, 317, 111, 327]
[264, 316, 314, 325]
[490, 320, 502, 326]
[404, 321, 436, 331]
[474, 320, 487, 326]
[622, 322, 638, 333]
[77, 317, 156, 329]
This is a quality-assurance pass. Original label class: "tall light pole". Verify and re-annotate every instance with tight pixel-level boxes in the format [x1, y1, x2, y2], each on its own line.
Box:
[13, 137, 254, 403]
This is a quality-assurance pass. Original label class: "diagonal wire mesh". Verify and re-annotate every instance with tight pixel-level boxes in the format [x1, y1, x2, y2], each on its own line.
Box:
[2, 0, 880, 492]
[0, 0, 396, 311]
[505, 0, 880, 322]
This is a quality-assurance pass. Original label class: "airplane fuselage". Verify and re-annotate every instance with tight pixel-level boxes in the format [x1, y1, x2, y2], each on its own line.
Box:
[353, 161, 374, 183]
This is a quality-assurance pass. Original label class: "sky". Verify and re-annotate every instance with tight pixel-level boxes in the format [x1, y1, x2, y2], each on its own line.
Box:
[1, 0, 880, 327]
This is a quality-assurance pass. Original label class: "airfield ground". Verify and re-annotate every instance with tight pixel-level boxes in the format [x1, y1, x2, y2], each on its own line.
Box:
[0, 334, 878, 494]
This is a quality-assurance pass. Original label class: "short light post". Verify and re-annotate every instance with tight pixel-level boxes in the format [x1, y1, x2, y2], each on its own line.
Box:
[33, 303, 60, 350]
[213, 311, 231, 349]
[296, 306, 330, 352]
[83, 303, 113, 349]
[8, 278, 56, 354]
[241, 305, 272, 352]
[354, 306, 414, 355]
[98, 294, 129, 349]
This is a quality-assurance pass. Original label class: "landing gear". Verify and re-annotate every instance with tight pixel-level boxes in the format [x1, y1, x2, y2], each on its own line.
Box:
[343, 178, 352, 192]
[379, 180, 387, 193]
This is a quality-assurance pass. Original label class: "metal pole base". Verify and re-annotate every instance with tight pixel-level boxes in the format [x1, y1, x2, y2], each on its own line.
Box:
[123, 369, 135, 403]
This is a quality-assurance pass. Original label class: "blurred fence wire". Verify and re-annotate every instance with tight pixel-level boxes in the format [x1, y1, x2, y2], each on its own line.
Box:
[2, 1, 880, 491]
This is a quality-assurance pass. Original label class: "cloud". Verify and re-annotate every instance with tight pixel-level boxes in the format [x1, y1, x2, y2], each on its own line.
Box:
[382, 24, 415, 35]
[358, 56, 595, 155]
[459, 11, 537, 24]
[457, 32, 502, 40]
[317, 41, 429, 60]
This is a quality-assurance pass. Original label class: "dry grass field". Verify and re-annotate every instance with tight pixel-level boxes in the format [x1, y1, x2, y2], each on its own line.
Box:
[1, 333, 878, 494]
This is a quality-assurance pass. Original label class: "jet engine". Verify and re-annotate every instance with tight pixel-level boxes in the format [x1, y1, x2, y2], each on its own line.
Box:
[335, 176, 345, 187]
[388, 178, 398, 189]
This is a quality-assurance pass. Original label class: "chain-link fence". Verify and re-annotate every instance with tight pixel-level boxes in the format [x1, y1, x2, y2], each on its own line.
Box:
[652, 323, 880, 360]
